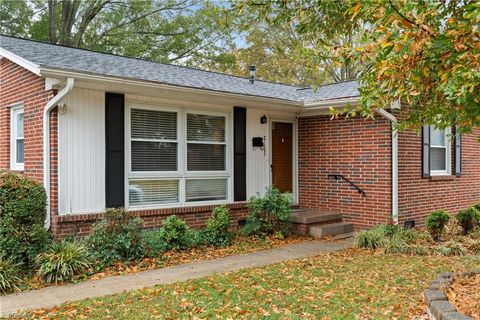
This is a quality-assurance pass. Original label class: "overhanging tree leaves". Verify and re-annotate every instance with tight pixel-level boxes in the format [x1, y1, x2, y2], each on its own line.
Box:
[352, 0, 480, 134]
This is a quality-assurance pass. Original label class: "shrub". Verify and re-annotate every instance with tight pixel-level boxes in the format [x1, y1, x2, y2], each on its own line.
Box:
[243, 186, 292, 237]
[85, 208, 145, 268]
[354, 228, 386, 249]
[0, 171, 52, 266]
[0, 254, 22, 294]
[203, 206, 232, 247]
[456, 207, 480, 234]
[35, 241, 91, 284]
[425, 210, 450, 241]
[141, 230, 167, 258]
[157, 215, 192, 250]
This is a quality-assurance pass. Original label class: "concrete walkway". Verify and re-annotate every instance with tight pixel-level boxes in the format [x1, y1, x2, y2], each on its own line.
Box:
[0, 239, 351, 316]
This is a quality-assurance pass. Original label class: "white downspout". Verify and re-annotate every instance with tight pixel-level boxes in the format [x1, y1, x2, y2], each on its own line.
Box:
[43, 78, 74, 229]
[375, 108, 399, 224]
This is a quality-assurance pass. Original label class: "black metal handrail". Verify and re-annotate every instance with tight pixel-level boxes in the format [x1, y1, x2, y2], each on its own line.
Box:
[328, 173, 366, 197]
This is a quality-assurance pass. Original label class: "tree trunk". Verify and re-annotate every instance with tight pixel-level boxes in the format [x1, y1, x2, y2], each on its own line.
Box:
[48, 0, 57, 44]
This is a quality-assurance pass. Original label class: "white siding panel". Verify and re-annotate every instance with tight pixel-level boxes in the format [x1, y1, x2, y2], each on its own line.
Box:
[246, 109, 271, 198]
[58, 88, 105, 214]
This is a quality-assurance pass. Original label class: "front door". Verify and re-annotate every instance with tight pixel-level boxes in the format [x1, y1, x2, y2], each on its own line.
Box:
[271, 121, 293, 193]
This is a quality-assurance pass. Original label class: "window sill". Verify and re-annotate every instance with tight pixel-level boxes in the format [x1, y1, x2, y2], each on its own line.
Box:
[429, 175, 456, 181]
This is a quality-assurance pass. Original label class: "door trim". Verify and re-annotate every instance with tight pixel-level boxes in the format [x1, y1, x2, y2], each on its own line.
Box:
[269, 119, 298, 204]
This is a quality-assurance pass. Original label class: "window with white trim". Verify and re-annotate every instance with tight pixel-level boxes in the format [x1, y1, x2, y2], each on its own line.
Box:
[127, 105, 230, 207]
[429, 126, 451, 175]
[10, 105, 24, 171]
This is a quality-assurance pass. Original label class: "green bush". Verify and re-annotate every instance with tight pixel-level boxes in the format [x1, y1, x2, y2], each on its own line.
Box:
[85, 208, 145, 268]
[157, 215, 192, 250]
[141, 230, 167, 258]
[456, 207, 480, 234]
[425, 210, 450, 241]
[0, 254, 22, 294]
[203, 206, 232, 247]
[243, 186, 292, 237]
[0, 171, 52, 266]
[35, 241, 91, 284]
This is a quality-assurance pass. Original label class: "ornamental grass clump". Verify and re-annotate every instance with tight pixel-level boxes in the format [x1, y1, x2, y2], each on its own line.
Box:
[243, 186, 292, 238]
[354, 227, 387, 250]
[425, 210, 450, 241]
[35, 240, 91, 284]
[456, 207, 480, 235]
[0, 254, 22, 294]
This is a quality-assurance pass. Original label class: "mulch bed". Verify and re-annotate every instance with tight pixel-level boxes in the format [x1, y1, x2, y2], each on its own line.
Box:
[21, 235, 312, 291]
[445, 272, 480, 319]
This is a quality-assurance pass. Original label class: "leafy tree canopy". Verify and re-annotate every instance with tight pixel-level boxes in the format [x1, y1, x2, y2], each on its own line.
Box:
[0, 0, 236, 65]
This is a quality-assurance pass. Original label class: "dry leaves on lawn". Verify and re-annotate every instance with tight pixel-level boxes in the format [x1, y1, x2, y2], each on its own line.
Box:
[446, 273, 480, 319]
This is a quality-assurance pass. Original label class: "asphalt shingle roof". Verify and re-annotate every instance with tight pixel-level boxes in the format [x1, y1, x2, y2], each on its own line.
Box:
[0, 35, 359, 103]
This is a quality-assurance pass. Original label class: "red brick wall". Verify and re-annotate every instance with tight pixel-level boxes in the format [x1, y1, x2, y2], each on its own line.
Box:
[298, 115, 392, 229]
[398, 128, 480, 227]
[52, 203, 250, 238]
[0, 58, 55, 182]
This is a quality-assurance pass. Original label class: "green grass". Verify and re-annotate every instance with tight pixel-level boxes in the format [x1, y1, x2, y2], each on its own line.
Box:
[24, 250, 480, 319]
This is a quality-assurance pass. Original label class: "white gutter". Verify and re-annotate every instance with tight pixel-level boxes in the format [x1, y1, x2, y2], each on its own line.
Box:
[303, 96, 360, 108]
[375, 108, 399, 224]
[43, 78, 74, 229]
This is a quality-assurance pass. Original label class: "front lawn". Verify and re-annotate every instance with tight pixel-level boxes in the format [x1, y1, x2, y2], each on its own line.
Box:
[24, 249, 480, 319]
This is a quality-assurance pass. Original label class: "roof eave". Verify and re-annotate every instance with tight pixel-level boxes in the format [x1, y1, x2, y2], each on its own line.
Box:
[0, 47, 41, 75]
[299, 96, 360, 116]
[39, 67, 304, 108]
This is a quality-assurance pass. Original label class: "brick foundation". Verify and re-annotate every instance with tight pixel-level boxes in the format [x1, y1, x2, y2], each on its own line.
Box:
[52, 202, 250, 238]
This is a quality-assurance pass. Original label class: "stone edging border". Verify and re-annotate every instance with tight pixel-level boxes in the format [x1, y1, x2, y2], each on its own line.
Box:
[424, 270, 480, 320]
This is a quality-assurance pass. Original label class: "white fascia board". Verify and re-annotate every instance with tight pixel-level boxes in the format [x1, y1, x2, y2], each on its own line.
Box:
[298, 97, 360, 117]
[0, 48, 41, 75]
[39, 68, 304, 109]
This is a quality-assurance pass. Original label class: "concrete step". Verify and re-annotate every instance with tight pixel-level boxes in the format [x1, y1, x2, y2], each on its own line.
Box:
[332, 231, 356, 240]
[289, 209, 342, 225]
[309, 222, 354, 239]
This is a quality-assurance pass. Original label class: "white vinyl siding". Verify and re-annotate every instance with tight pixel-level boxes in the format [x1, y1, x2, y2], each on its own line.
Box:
[10, 105, 24, 171]
[58, 88, 106, 214]
[429, 126, 451, 175]
[127, 104, 230, 208]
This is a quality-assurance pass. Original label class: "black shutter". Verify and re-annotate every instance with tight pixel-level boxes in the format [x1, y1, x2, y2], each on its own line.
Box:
[233, 107, 247, 201]
[422, 125, 430, 178]
[105, 93, 125, 208]
[455, 130, 462, 176]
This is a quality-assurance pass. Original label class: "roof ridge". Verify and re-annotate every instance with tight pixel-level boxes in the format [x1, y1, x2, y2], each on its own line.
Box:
[0, 34, 303, 89]
[297, 79, 358, 91]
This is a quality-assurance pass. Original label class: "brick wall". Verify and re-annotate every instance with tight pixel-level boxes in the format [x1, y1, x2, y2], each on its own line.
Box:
[52, 203, 250, 238]
[398, 128, 480, 227]
[0, 58, 55, 182]
[298, 115, 392, 229]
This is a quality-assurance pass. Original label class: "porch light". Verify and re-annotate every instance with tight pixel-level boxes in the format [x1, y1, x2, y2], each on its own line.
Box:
[260, 114, 267, 124]
[249, 65, 256, 84]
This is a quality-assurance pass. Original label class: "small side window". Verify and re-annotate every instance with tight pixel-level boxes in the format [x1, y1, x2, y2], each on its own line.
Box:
[430, 126, 451, 175]
[10, 105, 24, 171]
